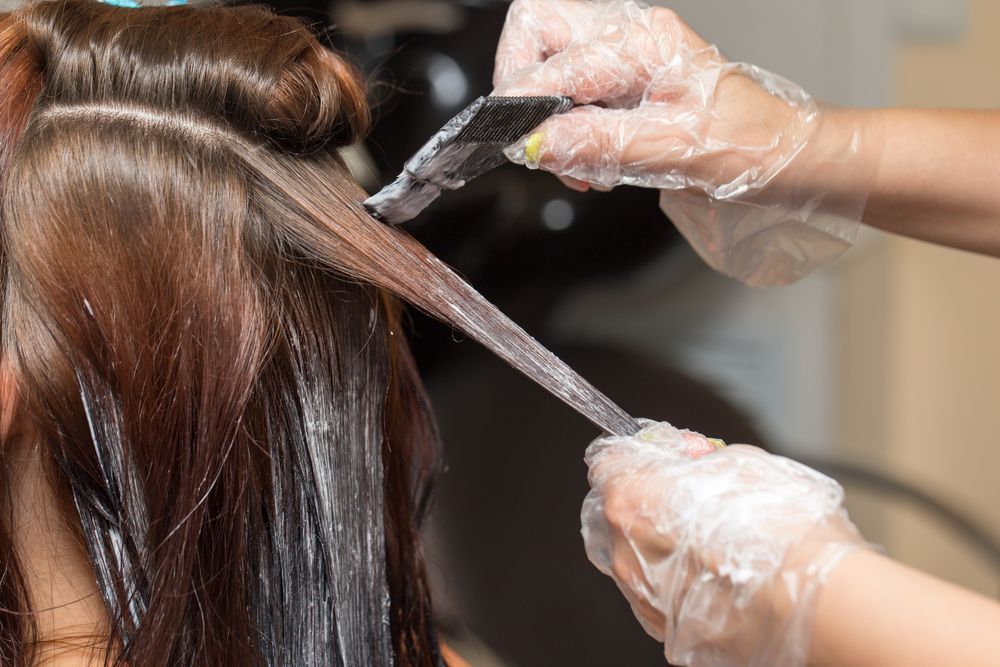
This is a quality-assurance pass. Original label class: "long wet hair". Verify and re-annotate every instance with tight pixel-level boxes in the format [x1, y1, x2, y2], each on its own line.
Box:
[0, 1, 446, 664]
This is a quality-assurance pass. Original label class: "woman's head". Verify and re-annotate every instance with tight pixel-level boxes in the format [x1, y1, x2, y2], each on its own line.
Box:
[0, 1, 439, 664]
[0, 0, 633, 663]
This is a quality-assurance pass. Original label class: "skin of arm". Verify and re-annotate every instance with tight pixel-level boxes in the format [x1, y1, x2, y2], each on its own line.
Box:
[672, 74, 1000, 258]
[809, 549, 1000, 667]
[818, 107, 1000, 257]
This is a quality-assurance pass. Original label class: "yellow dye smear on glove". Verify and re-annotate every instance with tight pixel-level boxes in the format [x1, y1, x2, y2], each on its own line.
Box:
[523, 131, 544, 167]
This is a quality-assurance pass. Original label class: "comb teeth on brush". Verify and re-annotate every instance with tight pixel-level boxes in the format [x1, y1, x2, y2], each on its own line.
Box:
[364, 95, 573, 225]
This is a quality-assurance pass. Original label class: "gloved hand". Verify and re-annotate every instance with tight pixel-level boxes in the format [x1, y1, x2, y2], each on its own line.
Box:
[493, 0, 882, 286]
[582, 421, 869, 667]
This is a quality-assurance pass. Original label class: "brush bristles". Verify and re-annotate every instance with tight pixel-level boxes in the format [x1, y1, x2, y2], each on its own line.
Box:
[454, 96, 573, 144]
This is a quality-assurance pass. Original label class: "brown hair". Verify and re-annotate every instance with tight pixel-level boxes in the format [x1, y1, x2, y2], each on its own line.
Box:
[0, 0, 634, 664]
[0, 1, 439, 664]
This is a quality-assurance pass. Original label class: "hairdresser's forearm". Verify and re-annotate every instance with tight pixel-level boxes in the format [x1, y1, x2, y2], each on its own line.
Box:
[807, 550, 1000, 667]
[825, 108, 1000, 256]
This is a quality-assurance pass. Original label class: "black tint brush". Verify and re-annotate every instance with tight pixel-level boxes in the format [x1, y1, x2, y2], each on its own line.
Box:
[364, 95, 573, 224]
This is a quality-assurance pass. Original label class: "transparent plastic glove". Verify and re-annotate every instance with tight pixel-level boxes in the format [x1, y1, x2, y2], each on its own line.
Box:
[582, 420, 868, 667]
[493, 0, 881, 286]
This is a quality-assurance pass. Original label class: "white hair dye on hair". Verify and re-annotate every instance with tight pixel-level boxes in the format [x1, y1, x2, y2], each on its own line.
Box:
[253, 147, 641, 437]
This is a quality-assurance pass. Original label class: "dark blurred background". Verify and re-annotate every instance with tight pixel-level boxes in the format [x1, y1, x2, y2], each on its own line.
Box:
[263, 0, 1000, 664]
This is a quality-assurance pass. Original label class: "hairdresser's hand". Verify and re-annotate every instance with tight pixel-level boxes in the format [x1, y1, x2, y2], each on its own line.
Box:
[493, 0, 817, 194]
[492, 0, 881, 286]
[581, 421, 868, 667]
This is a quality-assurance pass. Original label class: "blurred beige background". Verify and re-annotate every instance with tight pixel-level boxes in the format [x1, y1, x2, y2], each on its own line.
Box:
[839, 0, 1000, 595]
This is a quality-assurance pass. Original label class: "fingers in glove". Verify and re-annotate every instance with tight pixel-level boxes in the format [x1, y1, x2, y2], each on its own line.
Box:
[493, 0, 586, 86]
[556, 174, 590, 192]
[496, 38, 657, 103]
[505, 106, 698, 188]
[494, 1, 711, 102]
[611, 527, 668, 640]
[555, 175, 618, 193]
[587, 421, 723, 484]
